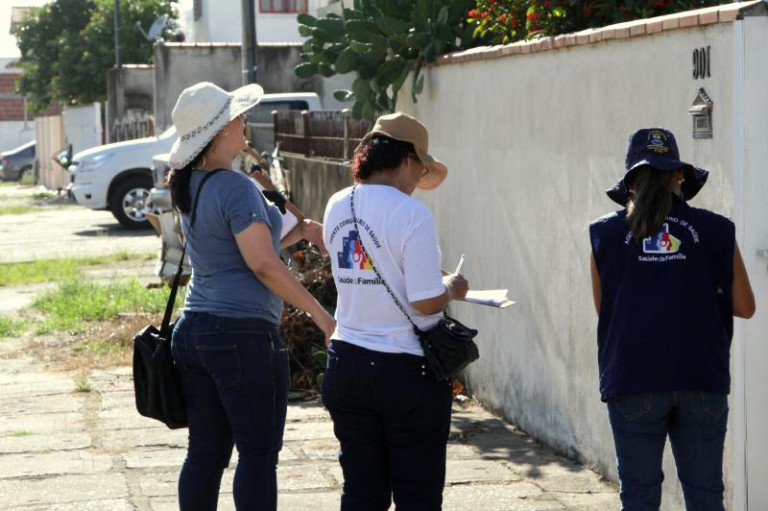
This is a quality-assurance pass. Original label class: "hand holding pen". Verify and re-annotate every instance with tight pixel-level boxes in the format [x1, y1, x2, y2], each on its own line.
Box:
[443, 254, 469, 301]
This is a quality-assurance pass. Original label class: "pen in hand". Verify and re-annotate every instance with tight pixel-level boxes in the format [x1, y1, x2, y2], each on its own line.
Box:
[455, 254, 466, 274]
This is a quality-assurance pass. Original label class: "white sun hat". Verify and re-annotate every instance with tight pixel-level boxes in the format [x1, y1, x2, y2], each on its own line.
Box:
[168, 81, 264, 169]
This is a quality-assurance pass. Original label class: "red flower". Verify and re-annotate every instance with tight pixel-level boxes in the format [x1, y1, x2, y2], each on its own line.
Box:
[583, 7, 594, 17]
[483, 11, 490, 18]
[468, 9, 477, 17]
[543, 0, 551, 9]
[527, 11, 539, 21]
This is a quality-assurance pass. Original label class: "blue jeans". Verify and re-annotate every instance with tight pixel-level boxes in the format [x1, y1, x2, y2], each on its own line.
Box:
[322, 340, 453, 511]
[171, 311, 290, 511]
[607, 391, 728, 511]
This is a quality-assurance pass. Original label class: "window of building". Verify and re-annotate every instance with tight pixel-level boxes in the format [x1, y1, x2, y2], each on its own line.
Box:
[259, 0, 308, 14]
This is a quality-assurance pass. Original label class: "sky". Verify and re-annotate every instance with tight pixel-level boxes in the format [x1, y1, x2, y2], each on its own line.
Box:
[0, 1, 52, 59]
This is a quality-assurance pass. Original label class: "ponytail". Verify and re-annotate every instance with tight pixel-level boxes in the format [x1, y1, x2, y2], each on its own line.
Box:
[169, 162, 195, 214]
[168, 140, 215, 214]
[626, 166, 676, 244]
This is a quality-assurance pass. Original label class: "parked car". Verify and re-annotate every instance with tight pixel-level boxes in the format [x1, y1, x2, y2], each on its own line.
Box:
[67, 126, 177, 229]
[0, 140, 36, 181]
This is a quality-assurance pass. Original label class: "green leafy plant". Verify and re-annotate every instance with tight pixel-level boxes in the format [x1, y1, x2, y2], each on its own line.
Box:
[295, 0, 479, 120]
[467, 0, 729, 45]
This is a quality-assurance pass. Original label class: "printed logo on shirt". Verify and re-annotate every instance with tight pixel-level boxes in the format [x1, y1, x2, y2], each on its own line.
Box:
[637, 223, 688, 262]
[337, 230, 373, 270]
[643, 223, 681, 254]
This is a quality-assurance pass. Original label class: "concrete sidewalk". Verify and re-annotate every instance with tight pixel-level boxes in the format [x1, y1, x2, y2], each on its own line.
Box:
[0, 335, 619, 510]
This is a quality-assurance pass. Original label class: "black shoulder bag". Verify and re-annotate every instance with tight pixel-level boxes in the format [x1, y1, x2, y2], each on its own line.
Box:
[350, 186, 479, 381]
[132, 169, 223, 429]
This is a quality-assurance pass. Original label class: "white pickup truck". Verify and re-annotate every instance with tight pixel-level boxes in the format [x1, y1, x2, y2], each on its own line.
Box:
[68, 92, 322, 229]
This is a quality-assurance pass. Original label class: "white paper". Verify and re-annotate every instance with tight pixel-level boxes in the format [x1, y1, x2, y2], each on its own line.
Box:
[463, 289, 516, 308]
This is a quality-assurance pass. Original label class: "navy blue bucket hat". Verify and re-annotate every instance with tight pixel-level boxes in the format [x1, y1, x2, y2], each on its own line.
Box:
[606, 128, 709, 206]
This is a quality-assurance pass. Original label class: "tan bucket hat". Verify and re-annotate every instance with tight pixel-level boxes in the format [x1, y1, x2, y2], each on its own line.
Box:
[363, 112, 448, 190]
[169, 81, 264, 169]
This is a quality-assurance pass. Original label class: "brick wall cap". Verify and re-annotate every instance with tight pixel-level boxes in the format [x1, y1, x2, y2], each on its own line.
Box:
[434, 1, 763, 66]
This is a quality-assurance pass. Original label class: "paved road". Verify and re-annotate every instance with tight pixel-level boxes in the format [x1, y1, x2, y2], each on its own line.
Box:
[0, 184, 620, 510]
[0, 185, 159, 265]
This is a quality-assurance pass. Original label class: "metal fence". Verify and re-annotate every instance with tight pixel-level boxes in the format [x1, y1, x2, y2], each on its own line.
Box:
[273, 109, 372, 160]
[110, 112, 155, 142]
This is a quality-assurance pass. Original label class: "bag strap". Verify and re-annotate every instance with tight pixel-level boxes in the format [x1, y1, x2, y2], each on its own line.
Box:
[350, 185, 431, 334]
[160, 168, 225, 337]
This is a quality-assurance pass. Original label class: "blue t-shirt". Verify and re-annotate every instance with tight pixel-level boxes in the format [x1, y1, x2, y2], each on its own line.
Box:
[181, 169, 283, 322]
[589, 199, 734, 401]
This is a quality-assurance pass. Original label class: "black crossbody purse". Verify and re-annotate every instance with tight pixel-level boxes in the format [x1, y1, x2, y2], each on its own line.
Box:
[350, 186, 479, 381]
[132, 169, 223, 429]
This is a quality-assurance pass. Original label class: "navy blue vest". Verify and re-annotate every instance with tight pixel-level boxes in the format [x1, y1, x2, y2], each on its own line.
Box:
[589, 199, 734, 401]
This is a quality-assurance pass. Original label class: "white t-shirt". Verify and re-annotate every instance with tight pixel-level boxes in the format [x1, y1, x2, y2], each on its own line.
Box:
[323, 184, 445, 356]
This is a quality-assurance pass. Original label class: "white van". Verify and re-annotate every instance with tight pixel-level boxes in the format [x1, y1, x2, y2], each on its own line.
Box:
[68, 92, 322, 229]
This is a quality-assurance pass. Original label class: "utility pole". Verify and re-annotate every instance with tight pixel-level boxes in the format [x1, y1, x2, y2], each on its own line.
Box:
[114, 0, 122, 69]
[241, 0, 257, 84]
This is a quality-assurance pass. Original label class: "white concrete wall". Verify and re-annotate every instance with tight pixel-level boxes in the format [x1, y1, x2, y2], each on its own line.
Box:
[398, 22, 739, 511]
[732, 12, 768, 511]
[179, 0, 323, 44]
[62, 103, 102, 155]
[0, 121, 35, 152]
[152, 43, 329, 131]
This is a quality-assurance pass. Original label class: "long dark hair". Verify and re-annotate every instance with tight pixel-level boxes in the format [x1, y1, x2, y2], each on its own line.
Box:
[168, 140, 214, 214]
[626, 166, 677, 243]
[352, 135, 416, 181]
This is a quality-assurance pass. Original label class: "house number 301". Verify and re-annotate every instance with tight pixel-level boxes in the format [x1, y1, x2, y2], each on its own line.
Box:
[693, 46, 711, 79]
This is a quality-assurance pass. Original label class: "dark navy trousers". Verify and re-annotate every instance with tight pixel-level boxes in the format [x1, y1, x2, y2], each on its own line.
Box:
[607, 391, 728, 511]
[322, 340, 453, 511]
[171, 311, 290, 511]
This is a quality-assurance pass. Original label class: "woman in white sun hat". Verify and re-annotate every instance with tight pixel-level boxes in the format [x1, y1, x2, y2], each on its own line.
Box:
[167, 81, 335, 511]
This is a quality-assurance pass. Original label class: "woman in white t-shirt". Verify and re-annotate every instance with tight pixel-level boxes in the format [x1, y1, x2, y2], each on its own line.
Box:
[322, 112, 468, 511]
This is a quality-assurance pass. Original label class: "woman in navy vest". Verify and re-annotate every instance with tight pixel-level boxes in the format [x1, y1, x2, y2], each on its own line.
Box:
[589, 128, 755, 511]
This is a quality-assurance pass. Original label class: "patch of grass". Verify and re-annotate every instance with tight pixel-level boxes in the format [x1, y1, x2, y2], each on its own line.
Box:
[23, 276, 185, 371]
[4, 430, 34, 438]
[74, 372, 92, 393]
[32, 279, 172, 335]
[0, 316, 22, 337]
[0, 205, 43, 215]
[19, 174, 35, 186]
[31, 191, 55, 200]
[0, 253, 155, 287]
